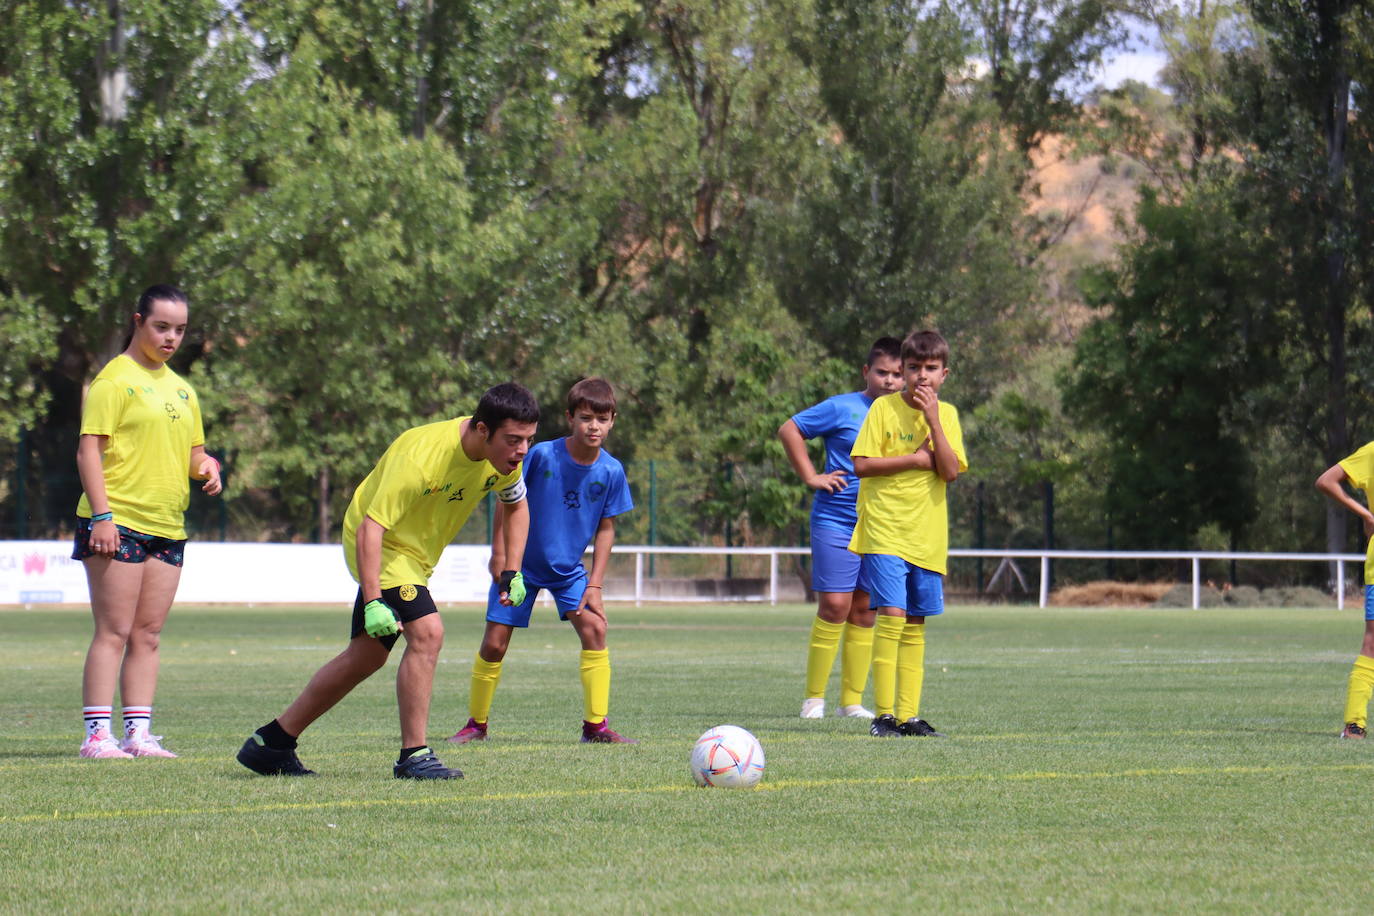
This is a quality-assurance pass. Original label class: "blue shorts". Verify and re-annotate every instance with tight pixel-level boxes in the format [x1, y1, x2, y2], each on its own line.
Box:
[860, 554, 944, 616]
[1365, 585, 1374, 622]
[486, 569, 587, 628]
[810, 524, 869, 594]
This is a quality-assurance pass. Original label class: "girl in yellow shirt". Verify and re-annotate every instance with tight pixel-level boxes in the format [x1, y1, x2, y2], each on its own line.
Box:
[73, 285, 222, 759]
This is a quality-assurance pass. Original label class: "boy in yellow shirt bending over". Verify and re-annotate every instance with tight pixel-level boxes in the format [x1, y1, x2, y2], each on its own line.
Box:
[849, 330, 967, 737]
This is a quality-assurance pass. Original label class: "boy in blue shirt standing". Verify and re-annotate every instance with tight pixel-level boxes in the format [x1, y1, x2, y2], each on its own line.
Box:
[449, 378, 637, 744]
[780, 337, 904, 719]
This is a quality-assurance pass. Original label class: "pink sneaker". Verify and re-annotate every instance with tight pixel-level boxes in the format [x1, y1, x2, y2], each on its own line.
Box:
[120, 730, 177, 758]
[580, 718, 638, 744]
[447, 717, 488, 744]
[80, 729, 133, 759]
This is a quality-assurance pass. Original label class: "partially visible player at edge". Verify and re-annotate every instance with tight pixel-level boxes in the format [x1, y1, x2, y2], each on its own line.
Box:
[74, 284, 223, 759]
[449, 378, 637, 745]
[1316, 444, 1374, 739]
[850, 329, 967, 738]
[237, 383, 538, 779]
[780, 337, 903, 720]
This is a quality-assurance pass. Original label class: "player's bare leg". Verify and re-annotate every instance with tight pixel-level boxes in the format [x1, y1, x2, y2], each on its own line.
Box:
[118, 558, 181, 708]
[396, 613, 444, 748]
[80, 557, 144, 757]
[116, 558, 182, 756]
[81, 557, 145, 708]
[277, 635, 390, 736]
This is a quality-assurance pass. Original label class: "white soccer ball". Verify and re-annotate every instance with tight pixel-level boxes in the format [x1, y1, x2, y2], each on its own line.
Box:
[690, 725, 765, 788]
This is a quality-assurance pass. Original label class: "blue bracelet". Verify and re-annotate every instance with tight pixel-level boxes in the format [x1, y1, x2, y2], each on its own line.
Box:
[91, 512, 113, 523]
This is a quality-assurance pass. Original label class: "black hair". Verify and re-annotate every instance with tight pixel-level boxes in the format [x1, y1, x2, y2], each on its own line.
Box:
[473, 382, 540, 437]
[566, 377, 617, 416]
[866, 336, 902, 366]
[901, 329, 950, 367]
[122, 284, 189, 350]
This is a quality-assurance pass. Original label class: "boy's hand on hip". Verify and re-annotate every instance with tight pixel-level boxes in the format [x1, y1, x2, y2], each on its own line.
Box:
[808, 470, 849, 493]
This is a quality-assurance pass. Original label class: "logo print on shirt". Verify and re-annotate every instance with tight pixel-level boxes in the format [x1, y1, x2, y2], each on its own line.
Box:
[448, 487, 465, 502]
[164, 402, 180, 422]
[177, 389, 190, 401]
[483, 474, 498, 491]
[564, 489, 581, 510]
[588, 480, 606, 499]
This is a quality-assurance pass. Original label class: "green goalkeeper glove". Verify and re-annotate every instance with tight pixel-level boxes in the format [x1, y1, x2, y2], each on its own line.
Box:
[498, 570, 526, 605]
[362, 598, 401, 637]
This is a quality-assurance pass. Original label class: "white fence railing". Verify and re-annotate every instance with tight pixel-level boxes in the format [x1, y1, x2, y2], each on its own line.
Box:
[2, 541, 1363, 610]
[609, 546, 1367, 610]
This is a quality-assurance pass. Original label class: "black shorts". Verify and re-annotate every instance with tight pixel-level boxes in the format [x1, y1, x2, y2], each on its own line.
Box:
[71, 517, 186, 567]
[350, 584, 438, 651]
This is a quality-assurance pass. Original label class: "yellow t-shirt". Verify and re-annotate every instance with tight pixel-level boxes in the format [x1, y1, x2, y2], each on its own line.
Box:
[1338, 441, 1374, 585]
[343, 417, 525, 588]
[848, 391, 967, 575]
[76, 355, 205, 540]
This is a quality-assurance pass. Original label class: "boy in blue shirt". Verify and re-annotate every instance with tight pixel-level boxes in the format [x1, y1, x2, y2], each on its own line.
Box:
[779, 337, 904, 719]
[449, 378, 637, 744]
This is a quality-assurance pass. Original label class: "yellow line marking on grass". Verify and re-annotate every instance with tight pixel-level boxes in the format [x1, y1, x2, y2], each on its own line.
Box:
[6, 762, 1372, 825]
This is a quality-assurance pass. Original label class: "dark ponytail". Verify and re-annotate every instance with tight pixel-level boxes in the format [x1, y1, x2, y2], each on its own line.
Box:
[122, 284, 188, 350]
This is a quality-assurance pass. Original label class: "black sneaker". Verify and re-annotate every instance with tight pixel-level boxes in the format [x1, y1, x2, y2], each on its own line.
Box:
[1340, 723, 1366, 739]
[869, 714, 902, 737]
[236, 734, 316, 776]
[394, 747, 464, 780]
[897, 718, 946, 737]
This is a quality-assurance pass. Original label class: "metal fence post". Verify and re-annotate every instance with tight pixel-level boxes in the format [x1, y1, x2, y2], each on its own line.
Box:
[1191, 558, 1200, 609]
[634, 551, 643, 608]
[769, 551, 778, 606]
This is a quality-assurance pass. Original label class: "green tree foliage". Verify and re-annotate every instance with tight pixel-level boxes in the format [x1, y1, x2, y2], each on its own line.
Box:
[775, 0, 1038, 406]
[0, 0, 259, 528]
[1068, 0, 1371, 561]
[185, 47, 483, 539]
[15, 0, 1362, 575]
[1064, 185, 1272, 546]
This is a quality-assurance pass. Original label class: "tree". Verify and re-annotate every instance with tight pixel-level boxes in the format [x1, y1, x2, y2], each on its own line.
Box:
[774, 0, 1037, 407]
[1063, 184, 1272, 546]
[0, 0, 260, 529]
[186, 49, 484, 540]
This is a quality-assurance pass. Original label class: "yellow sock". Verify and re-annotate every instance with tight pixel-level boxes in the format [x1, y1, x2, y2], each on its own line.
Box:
[839, 622, 874, 707]
[1343, 655, 1374, 728]
[871, 616, 905, 717]
[468, 656, 503, 724]
[896, 622, 925, 722]
[580, 649, 611, 724]
[804, 618, 845, 699]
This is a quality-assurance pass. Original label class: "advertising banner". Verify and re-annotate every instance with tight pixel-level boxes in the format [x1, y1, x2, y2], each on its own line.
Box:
[0, 541, 493, 605]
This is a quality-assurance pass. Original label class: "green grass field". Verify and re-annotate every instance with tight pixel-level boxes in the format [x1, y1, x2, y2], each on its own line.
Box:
[3, 602, 1370, 913]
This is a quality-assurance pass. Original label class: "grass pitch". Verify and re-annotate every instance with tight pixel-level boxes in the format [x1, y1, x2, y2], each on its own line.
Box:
[2, 602, 1368, 913]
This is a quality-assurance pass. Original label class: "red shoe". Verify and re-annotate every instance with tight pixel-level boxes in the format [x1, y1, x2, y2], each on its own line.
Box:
[581, 718, 638, 744]
[447, 718, 488, 744]
[1340, 722, 1366, 739]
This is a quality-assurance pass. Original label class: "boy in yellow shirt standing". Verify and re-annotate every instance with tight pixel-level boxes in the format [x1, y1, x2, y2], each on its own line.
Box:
[1316, 444, 1374, 738]
[850, 330, 967, 737]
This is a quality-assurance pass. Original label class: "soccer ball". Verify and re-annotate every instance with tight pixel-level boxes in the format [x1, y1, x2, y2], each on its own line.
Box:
[690, 725, 765, 788]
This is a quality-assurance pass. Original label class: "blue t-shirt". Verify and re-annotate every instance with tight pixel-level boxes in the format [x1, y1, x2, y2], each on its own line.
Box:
[790, 390, 876, 533]
[520, 439, 634, 586]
